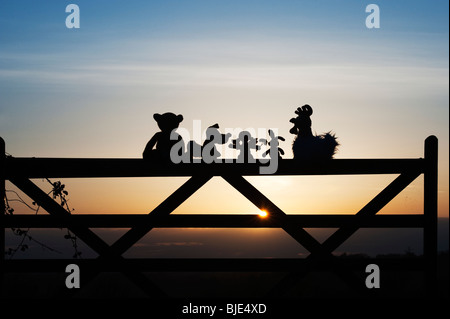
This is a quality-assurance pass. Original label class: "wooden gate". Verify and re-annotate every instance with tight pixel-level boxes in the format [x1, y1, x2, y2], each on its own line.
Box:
[0, 136, 438, 297]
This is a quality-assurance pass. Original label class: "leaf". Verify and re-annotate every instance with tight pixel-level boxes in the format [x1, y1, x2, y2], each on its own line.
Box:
[279, 148, 285, 155]
[278, 136, 286, 141]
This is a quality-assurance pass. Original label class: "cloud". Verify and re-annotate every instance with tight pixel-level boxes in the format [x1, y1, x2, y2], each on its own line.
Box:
[1, 29, 448, 92]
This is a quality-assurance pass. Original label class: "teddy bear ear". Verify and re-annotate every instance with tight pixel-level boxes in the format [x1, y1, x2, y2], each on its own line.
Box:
[153, 113, 162, 121]
[176, 114, 184, 122]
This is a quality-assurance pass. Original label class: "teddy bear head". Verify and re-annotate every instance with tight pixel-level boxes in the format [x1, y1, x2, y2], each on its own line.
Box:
[153, 112, 183, 132]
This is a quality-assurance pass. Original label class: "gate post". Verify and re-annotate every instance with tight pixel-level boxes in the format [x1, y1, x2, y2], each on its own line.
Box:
[0, 137, 5, 295]
[424, 135, 438, 294]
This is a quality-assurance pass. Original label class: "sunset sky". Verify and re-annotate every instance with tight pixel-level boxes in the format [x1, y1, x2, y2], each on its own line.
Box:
[1, 1, 448, 257]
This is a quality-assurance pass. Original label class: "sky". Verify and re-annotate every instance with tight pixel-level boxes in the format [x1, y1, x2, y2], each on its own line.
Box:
[1, 1, 449, 257]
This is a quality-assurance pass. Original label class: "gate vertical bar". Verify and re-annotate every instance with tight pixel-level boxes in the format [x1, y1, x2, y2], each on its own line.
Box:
[424, 135, 438, 293]
[0, 138, 5, 295]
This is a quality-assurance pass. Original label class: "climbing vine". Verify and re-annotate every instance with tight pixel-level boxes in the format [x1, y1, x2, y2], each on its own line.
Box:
[45, 178, 82, 259]
[3, 158, 82, 259]
[4, 190, 61, 258]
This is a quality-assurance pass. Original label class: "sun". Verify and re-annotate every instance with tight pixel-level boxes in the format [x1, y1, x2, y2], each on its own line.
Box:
[258, 210, 268, 218]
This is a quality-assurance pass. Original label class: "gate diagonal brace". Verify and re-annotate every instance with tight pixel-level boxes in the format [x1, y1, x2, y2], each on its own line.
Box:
[221, 174, 367, 293]
[9, 177, 166, 297]
[266, 170, 422, 296]
[221, 174, 323, 254]
[79, 174, 212, 295]
[105, 174, 213, 258]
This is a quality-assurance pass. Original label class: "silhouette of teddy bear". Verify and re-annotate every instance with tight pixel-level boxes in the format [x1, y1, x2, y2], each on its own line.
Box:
[143, 112, 184, 162]
[290, 105, 338, 160]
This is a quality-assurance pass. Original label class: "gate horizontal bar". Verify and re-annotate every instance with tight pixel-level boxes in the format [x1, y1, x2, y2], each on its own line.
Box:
[4, 214, 425, 228]
[3, 258, 426, 272]
[5, 158, 425, 179]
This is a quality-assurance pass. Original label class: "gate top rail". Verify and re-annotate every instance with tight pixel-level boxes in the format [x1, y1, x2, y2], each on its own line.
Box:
[4, 157, 425, 179]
